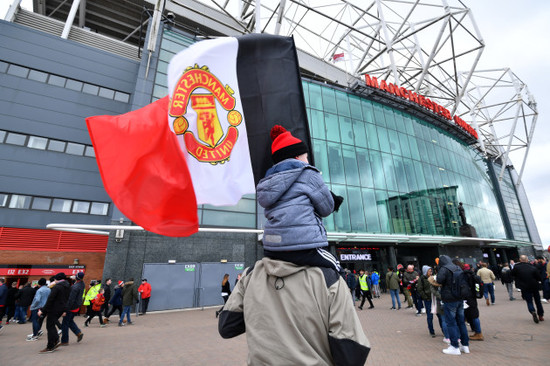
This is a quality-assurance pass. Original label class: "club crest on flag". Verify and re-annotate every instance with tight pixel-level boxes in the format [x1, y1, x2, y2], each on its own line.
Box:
[169, 64, 243, 165]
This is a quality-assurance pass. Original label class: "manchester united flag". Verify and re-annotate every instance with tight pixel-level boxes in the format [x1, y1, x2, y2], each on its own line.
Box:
[86, 34, 311, 237]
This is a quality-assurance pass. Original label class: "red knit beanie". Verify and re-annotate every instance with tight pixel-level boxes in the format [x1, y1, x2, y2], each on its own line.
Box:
[270, 125, 308, 164]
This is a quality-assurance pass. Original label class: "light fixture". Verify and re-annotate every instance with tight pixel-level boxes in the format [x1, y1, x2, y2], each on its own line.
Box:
[168, 259, 176, 264]
[73, 258, 79, 265]
[115, 229, 124, 242]
[220, 259, 228, 263]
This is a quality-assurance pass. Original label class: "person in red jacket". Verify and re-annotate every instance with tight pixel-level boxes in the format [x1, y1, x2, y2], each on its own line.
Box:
[138, 279, 152, 315]
[84, 289, 106, 328]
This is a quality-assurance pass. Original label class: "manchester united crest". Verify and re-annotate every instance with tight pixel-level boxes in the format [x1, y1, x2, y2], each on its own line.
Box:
[169, 65, 243, 164]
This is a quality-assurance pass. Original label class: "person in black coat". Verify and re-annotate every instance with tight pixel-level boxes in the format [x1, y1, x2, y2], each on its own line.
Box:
[511, 255, 544, 323]
[102, 278, 112, 318]
[38, 273, 71, 353]
[15, 283, 36, 324]
[215, 274, 231, 318]
[105, 281, 124, 321]
[5, 282, 18, 323]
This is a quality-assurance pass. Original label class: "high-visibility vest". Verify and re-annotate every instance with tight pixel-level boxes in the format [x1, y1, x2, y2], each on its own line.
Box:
[359, 275, 369, 291]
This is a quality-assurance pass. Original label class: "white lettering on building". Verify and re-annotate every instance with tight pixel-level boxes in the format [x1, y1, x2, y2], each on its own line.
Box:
[340, 253, 372, 261]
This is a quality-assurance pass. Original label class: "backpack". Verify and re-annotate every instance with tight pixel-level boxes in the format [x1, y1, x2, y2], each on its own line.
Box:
[450, 268, 471, 300]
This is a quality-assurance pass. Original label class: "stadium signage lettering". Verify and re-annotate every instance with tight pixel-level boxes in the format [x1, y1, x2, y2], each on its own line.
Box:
[364, 74, 478, 139]
[340, 253, 372, 261]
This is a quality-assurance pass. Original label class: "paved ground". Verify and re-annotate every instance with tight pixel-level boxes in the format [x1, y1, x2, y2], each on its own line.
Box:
[0, 284, 547, 365]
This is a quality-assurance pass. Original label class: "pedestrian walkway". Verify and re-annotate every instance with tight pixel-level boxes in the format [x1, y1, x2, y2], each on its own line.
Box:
[0, 284, 547, 365]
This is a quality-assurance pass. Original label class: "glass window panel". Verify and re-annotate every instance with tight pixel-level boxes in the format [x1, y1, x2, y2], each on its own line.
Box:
[309, 109, 326, 140]
[7, 64, 29, 78]
[65, 79, 83, 91]
[383, 106, 397, 130]
[413, 160, 427, 190]
[377, 126, 391, 153]
[66, 142, 85, 155]
[5, 132, 26, 146]
[362, 188, 380, 232]
[82, 83, 99, 95]
[403, 115, 416, 136]
[393, 156, 408, 192]
[398, 132, 411, 158]
[324, 113, 341, 142]
[365, 123, 380, 151]
[72, 201, 90, 213]
[335, 91, 350, 117]
[403, 158, 418, 192]
[308, 83, 323, 111]
[32, 197, 51, 210]
[0, 130, 5, 142]
[375, 190, 391, 233]
[361, 100, 374, 124]
[432, 166, 443, 187]
[114, 91, 130, 103]
[331, 184, 351, 231]
[348, 186, 366, 232]
[321, 87, 337, 114]
[47, 139, 66, 152]
[28, 136, 48, 150]
[302, 81, 310, 108]
[416, 138, 429, 162]
[327, 142, 345, 184]
[0, 193, 9, 207]
[387, 129, 401, 156]
[98, 87, 115, 99]
[0, 61, 8, 73]
[85, 146, 95, 157]
[313, 140, 330, 183]
[423, 163, 435, 189]
[352, 119, 367, 148]
[349, 95, 363, 120]
[47, 74, 66, 87]
[202, 210, 255, 228]
[203, 197, 256, 213]
[369, 150, 386, 190]
[91, 202, 109, 215]
[408, 135, 421, 160]
[393, 111, 405, 130]
[52, 198, 72, 212]
[339, 116, 354, 145]
[28, 70, 48, 82]
[381, 153, 398, 191]
[426, 141, 438, 165]
[9, 194, 31, 209]
[372, 104, 387, 128]
[342, 145, 360, 186]
[323, 212, 335, 232]
[356, 148, 374, 188]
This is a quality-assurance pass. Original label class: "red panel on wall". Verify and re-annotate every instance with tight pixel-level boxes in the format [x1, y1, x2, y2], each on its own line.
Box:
[0, 227, 108, 252]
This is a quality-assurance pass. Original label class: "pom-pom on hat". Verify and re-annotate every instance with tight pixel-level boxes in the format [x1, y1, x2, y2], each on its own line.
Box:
[270, 125, 308, 164]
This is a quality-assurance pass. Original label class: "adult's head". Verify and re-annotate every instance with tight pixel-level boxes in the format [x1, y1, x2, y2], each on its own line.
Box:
[359, 269, 365, 275]
[106, 278, 112, 285]
[519, 255, 529, 263]
[38, 278, 47, 286]
[76, 272, 85, 281]
[141, 278, 147, 284]
[388, 266, 394, 272]
[270, 125, 308, 164]
[55, 272, 66, 281]
[503, 263, 509, 268]
[222, 274, 230, 285]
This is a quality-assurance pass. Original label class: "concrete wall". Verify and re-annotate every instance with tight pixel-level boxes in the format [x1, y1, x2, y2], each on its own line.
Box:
[101, 229, 262, 283]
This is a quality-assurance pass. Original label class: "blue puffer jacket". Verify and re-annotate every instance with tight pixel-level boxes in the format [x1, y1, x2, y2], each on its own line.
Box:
[257, 159, 334, 251]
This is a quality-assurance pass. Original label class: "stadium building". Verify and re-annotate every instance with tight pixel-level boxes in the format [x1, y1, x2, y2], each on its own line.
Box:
[0, 0, 542, 309]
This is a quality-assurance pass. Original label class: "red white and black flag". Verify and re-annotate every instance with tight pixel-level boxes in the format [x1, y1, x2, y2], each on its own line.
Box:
[86, 34, 312, 237]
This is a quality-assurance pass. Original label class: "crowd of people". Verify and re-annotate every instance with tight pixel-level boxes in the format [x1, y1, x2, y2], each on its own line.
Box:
[341, 254, 549, 356]
[0, 273, 152, 353]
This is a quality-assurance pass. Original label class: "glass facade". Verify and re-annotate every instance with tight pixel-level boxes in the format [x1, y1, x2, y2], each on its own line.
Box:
[157, 28, 508, 239]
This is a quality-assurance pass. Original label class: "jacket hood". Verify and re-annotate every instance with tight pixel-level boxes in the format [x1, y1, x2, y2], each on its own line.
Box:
[422, 265, 431, 276]
[124, 281, 134, 286]
[439, 255, 452, 266]
[257, 160, 311, 208]
[261, 257, 306, 278]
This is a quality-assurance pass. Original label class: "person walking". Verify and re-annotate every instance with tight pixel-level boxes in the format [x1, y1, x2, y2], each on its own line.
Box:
[358, 270, 374, 310]
[416, 265, 435, 337]
[105, 281, 123, 322]
[371, 270, 380, 298]
[427, 271, 449, 343]
[346, 269, 358, 304]
[403, 265, 422, 315]
[0, 278, 7, 332]
[386, 267, 401, 310]
[478, 262, 496, 306]
[15, 282, 35, 324]
[5, 282, 19, 323]
[27, 278, 50, 341]
[85, 288, 106, 327]
[60, 271, 85, 345]
[119, 278, 138, 326]
[83, 280, 101, 324]
[38, 273, 71, 353]
[462, 264, 484, 341]
[138, 278, 152, 315]
[102, 278, 112, 319]
[512, 255, 544, 323]
[215, 274, 231, 318]
[500, 263, 515, 301]
[435, 255, 470, 355]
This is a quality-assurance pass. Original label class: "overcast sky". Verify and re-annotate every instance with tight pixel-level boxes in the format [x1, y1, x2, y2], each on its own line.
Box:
[1, 1, 548, 249]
